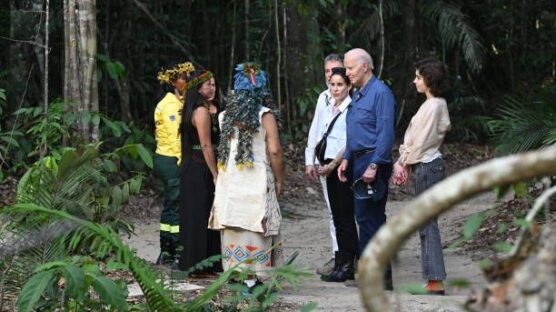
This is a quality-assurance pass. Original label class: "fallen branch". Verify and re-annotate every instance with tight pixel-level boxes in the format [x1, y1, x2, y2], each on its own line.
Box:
[358, 145, 556, 312]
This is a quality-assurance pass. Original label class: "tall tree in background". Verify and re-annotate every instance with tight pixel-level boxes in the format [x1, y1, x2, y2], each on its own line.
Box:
[6, 0, 45, 112]
[1, 0, 551, 145]
[63, 0, 98, 142]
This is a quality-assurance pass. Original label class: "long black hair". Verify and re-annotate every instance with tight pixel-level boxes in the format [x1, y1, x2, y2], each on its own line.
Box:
[181, 88, 205, 144]
[180, 69, 221, 150]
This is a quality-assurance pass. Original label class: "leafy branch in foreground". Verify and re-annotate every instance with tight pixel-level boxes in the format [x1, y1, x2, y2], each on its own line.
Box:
[15, 144, 149, 237]
[16, 256, 128, 312]
[4, 204, 181, 312]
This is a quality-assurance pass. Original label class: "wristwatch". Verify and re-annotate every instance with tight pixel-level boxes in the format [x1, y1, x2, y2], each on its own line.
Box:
[368, 163, 378, 170]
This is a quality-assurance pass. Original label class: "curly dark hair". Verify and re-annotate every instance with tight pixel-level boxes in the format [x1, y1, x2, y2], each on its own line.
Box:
[415, 57, 449, 97]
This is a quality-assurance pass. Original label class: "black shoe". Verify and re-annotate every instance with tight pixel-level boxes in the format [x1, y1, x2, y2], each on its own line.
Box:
[384, 264, 393, 290]
[321, 252, 354, 282]
[384, 278, 393, 291]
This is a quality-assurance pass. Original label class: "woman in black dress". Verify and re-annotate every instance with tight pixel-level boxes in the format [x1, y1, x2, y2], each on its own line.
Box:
[178, 69, 223, 273]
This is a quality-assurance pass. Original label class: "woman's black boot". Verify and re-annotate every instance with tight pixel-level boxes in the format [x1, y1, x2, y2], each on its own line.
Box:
[321, 252, 354, 282]
[319, 252, 339, 279]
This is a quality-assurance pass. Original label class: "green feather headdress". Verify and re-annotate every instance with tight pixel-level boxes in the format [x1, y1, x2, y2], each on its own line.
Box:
[217, 63, 279, 170]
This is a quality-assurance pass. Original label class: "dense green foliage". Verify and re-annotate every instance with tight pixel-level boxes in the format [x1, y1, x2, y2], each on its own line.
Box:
[0, 1, 554, 309]
[1, 0, 554, 146]
[488, 85, 556, 154]
[1, 145, 311, 311]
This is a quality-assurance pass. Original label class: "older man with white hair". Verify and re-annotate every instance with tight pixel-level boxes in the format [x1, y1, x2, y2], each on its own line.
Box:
[337, 48, 396, 289]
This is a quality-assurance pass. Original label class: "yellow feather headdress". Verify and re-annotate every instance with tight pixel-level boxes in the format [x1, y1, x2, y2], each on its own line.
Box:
[156, 62, 196, 85]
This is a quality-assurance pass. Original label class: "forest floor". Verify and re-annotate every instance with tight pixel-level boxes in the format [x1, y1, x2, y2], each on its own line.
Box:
[121, 143, 521, 311]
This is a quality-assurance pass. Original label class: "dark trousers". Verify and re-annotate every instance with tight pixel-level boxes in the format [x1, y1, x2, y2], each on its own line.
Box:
[326, 165, 358, 258]
[352, 154, 393, 282]
[153, 154, 181, 256]
[352, 155, 392, 255]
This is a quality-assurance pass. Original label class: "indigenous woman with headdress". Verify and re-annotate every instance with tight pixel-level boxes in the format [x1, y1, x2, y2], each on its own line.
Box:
[153, 61, 195, 265]
[178, 69, 223, 274]
[209, 63, 285, 286]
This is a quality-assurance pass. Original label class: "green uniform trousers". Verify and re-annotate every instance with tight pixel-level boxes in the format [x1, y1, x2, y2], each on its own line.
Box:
[154, 154, 181, 258]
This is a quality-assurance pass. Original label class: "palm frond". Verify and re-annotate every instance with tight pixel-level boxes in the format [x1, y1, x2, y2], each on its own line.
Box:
[543, 128, 556, 146]
[348, 0, 401, 43]
[0, 238, 68, 308]
[421, 1, 485, 73]
[4, 204, 183, 312]
[15, 145, 133, 235]
[488, 95, 556, 154]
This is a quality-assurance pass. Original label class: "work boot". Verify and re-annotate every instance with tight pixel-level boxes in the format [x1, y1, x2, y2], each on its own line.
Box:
[156, 239, 175, 265]
[156, 251, 174, 265]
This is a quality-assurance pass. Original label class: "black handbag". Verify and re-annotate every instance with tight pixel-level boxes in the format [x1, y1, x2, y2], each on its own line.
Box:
[314, 111, 343, 164]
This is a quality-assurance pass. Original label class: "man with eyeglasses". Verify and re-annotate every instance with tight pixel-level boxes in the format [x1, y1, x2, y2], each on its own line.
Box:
[337, 48, 396, 289]
[305, 53, 343, 276]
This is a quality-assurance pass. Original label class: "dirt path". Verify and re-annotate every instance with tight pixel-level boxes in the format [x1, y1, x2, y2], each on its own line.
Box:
[125, 189, 505, 311]
[276, 191, 504, 312]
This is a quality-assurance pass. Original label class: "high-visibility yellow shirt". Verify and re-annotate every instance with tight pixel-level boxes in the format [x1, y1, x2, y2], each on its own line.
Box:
[155, 93, 183, 165]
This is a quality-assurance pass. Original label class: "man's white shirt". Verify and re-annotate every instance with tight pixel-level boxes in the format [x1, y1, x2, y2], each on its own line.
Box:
[305, 89, 331, 166]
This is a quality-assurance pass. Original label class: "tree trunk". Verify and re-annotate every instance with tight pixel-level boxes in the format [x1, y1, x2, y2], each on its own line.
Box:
[283, 3, 321, 132]
[8, 0, 42, 112]
[273, 0, 281, 113]
[0, 0, 10, 115]
[44, 0, 50, 113]
[115, 75, 131, 123]
[32, 0, 44, 84]
[64, 0, 98, 142]
[244, 0, 250, 61]
[227, 0, 237, 92]
[396, 0, 416, 118]
[336, 2, 347, 52]
[377, 0, 385, 79]
[282, 4, 290, 134]
[357, 145, 556, 312]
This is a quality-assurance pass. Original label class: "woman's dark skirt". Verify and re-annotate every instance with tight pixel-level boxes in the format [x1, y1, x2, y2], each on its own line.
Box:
[178, 151, 222, 272]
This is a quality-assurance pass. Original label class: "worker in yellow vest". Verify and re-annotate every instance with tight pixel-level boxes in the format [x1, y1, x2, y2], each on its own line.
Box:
[153, 62, 195, 265]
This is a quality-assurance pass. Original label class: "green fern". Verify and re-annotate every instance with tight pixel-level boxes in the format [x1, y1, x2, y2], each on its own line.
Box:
[488, 95, 556, 154]
[5, 203, 183, 312]
[15, 145, 141, 238]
